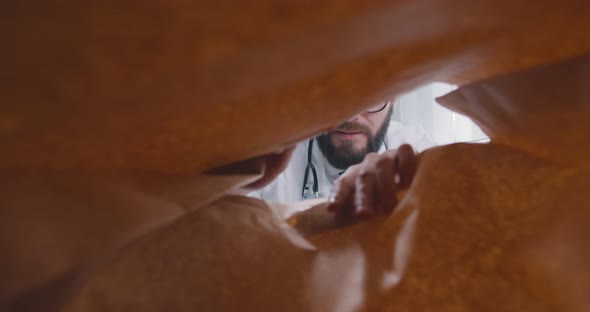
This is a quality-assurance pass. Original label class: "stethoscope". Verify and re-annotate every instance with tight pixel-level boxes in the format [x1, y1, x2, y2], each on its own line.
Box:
[301, 137, 388, 200]
[301, 139, 320, 199]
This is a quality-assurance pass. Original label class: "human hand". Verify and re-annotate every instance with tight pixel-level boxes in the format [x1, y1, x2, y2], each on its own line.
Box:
[326, 144, 417, 218]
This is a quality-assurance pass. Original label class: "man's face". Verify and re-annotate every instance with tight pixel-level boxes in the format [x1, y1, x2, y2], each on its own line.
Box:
[317, 101, 394, 170]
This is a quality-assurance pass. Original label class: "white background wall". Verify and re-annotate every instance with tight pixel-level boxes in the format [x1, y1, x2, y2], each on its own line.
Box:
[392, 83, 489, 145]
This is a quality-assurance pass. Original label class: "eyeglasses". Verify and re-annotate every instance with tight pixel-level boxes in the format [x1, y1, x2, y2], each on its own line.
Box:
[366, 101, 389, 113]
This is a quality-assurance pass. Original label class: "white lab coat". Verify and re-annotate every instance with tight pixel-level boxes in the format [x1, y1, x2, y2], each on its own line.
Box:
[249, 121, 435, 216]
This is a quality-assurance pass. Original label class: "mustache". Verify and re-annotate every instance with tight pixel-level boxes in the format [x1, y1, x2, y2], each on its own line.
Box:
[333, 121, 371, 135]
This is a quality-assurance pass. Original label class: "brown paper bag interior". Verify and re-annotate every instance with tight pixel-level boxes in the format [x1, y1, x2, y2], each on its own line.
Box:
[2, 1, 590, 311]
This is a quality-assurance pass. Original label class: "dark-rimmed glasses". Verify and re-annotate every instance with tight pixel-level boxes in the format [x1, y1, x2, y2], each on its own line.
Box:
[366, 101, 389, 113]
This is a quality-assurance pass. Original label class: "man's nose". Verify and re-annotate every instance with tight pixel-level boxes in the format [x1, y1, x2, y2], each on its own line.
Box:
[347, 114, 361, 122]
[347, 111, 370, 122]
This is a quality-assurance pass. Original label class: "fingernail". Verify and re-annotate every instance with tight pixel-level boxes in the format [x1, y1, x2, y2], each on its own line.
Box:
[355, 204, 373, 219]
[354, 190, 369, 217]
[328, 191, 337, 203]
[327, 191, 339, 210]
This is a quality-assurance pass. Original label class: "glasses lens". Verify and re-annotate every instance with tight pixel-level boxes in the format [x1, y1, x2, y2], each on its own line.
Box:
[366, 102, 388, 113]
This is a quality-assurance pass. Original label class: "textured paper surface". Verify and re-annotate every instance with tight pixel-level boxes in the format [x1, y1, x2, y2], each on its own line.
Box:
[2, 1, 590, 311]
[63, 56, 590, 311]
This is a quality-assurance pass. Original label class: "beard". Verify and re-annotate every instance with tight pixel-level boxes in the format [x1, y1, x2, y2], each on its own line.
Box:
[316, 107, 393, 170]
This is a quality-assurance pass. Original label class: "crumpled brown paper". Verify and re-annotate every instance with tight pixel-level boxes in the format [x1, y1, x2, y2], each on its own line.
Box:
[61, 56, 590, 311]
[3, 0, 590, 174]
[4, 2, 590, 311]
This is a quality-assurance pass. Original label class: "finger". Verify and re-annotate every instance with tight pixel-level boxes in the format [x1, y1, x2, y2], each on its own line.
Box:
[374, 152, 399, 213]
[327, 165, 360, 212]
[354, 153, 378, 218]
[396, 144, 417, 189]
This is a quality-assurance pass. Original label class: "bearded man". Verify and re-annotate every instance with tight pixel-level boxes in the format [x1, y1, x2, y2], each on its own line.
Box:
[249, 100, 434, 209]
